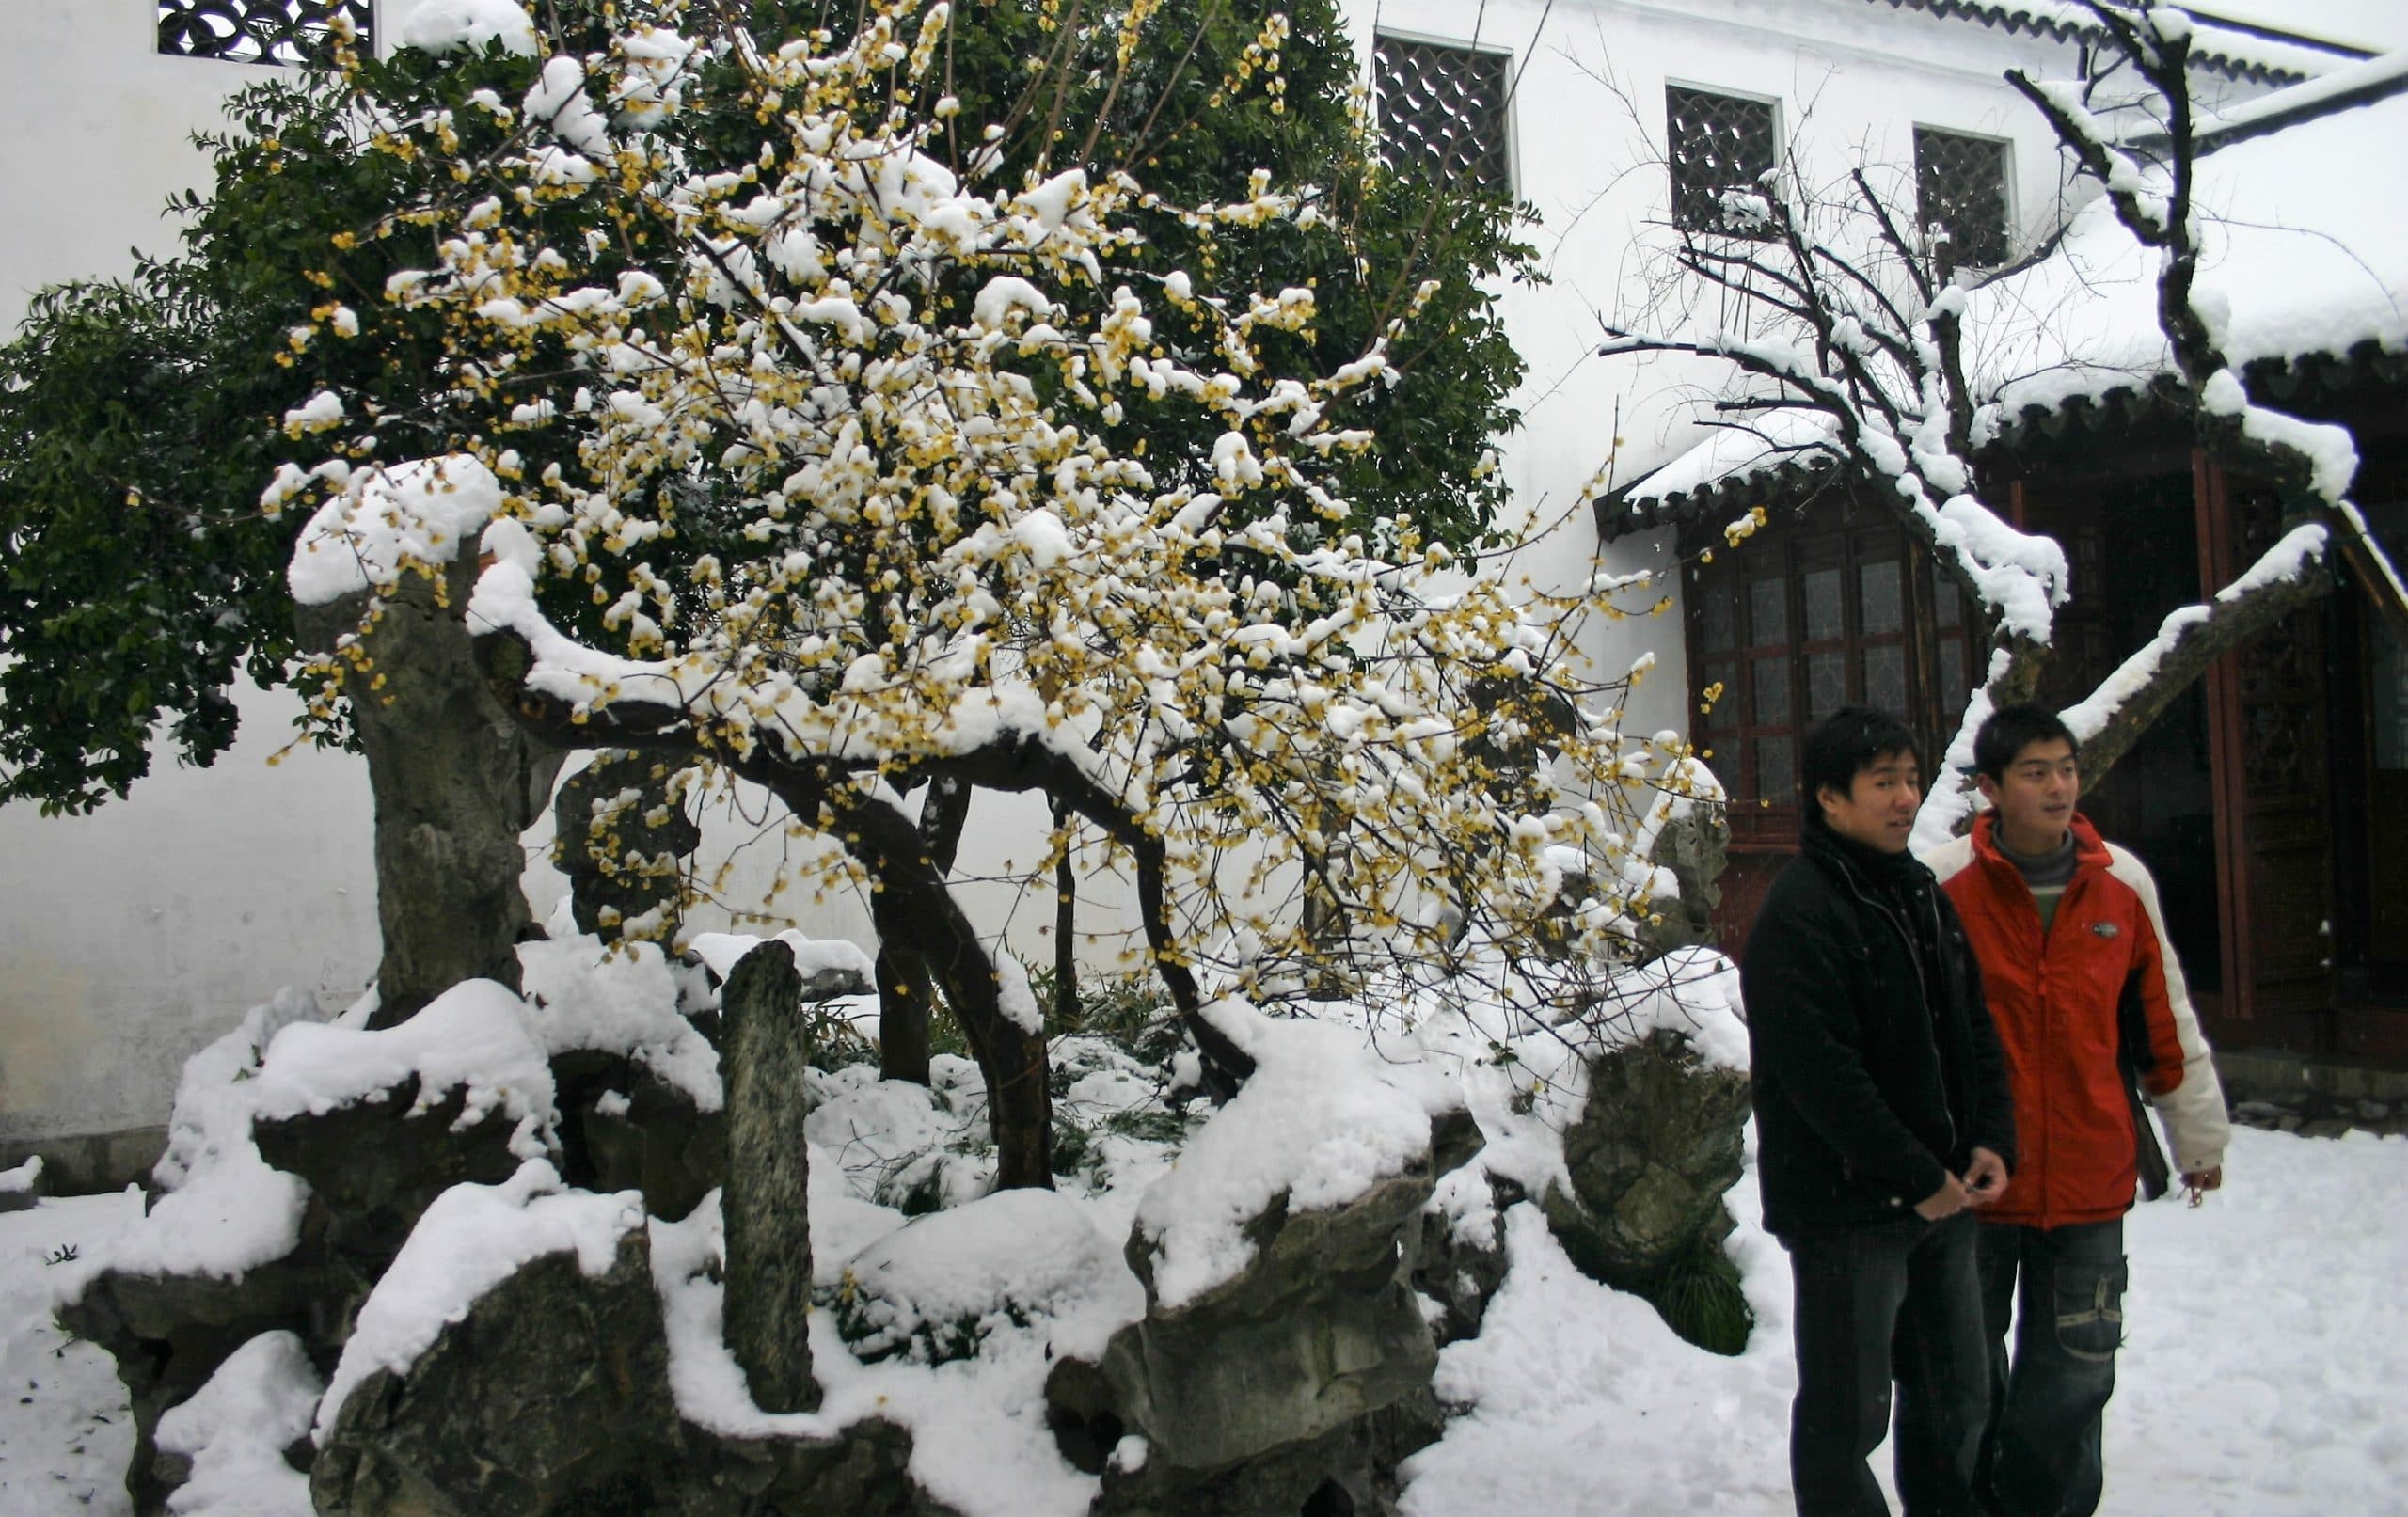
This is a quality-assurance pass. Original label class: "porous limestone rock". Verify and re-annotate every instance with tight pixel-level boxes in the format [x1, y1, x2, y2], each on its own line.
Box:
[1540, 1028, 1751, 1297]
[1050, 1111, 1476, 1516]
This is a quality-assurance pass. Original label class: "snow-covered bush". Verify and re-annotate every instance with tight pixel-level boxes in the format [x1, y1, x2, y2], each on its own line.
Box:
[828, 1189, 1132, 1366]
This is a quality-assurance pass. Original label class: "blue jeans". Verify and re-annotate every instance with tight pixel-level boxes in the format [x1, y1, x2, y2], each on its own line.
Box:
[1783, 1211, 1990, 1516]
[1973, 1219, 2127, 1517]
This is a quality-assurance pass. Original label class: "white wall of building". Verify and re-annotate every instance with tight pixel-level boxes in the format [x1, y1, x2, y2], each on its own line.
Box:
[1, 2, 387, 1146]
[0, 0, 2301, 1149]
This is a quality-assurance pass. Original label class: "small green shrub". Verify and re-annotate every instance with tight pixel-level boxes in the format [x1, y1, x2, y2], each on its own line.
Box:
[1652, 1236, 1753, 1356]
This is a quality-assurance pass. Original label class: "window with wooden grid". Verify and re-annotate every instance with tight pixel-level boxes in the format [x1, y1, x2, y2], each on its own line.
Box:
[1373, 35, 1513, 197]
[1913, 127, 2012, 272]
[1686, 499, 1973, 849]
[1666, 86, 1779, 237]
[158, 0, 370, 64]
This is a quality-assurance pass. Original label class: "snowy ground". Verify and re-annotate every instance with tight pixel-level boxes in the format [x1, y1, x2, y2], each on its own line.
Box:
[2, 1122, 2399, 1517]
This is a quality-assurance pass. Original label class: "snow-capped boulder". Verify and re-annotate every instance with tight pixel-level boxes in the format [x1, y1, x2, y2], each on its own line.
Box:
[1046, 997, 1478, 1514]
[1536, 961, 1752, 1349]
[309, 1166, 673, 1517]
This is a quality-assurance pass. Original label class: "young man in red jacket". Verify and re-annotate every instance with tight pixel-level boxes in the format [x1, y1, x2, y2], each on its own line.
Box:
[1920, 705, 2229, 1517]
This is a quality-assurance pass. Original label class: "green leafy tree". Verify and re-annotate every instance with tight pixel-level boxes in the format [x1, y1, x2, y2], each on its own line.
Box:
[0, 0, 1538, 1089]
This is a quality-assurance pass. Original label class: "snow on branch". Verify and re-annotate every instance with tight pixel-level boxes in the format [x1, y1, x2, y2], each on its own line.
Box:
[279, 0, 1700, 1133]
[2005, 0, 2408, 739]
[1596, 159, 2067, 649]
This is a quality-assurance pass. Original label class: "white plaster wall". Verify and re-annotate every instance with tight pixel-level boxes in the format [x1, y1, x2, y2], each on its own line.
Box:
[0, 0, 2295, 1144]
[0, 2, 389, 1143]
[1343, 0, 2075, 750]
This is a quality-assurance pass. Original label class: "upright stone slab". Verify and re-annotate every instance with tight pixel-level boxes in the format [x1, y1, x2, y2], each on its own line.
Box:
[720, 940, 817, 1413]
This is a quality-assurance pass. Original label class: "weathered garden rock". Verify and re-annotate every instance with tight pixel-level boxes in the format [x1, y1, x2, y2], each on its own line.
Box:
[61, 1250, 345, 1517]
[0, 1155, 42, 1212]
[553, 749, 702, 941]
[295, 551, 567, 1027]
[1056, 1111, 1477, 1516]
[253, 1079, 530, 1271]
[309, 1218, 942, 1517]
[1408, 1171, 1526, 1348]
[721, 940, 817, 1413]
[313, 1230, 677, 1515]
[696, 1417, 945, 1516]
[1540, 1027, 1751, 1298]
[551, 1048, 725, 1223]
[1640, 799, 1728, 956]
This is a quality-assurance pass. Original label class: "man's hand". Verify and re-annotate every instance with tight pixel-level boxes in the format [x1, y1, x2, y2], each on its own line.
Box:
[1963, 1147, 2009, 1208]
[2182, 1166, 2223, 1208]
[1914, 1171, 1971, 1220]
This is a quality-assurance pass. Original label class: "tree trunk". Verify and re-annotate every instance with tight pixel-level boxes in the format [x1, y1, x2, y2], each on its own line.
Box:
[875, 776, 971, 1086]
[473, 630, 1056, 1185]
[2071, 535, 2334, 786]
[1052, 798, 1080, 1030]
[300, 557, 566, 1027]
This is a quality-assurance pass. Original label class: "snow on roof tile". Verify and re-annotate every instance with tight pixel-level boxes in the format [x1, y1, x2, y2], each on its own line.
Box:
[1609, 55, 2408, 530]
[1974, 68, 2408, 416]
[1861, 0, 2369, 85]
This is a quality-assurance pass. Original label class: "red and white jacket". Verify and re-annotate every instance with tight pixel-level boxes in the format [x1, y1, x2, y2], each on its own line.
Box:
[1922, 813, 2228, 1229]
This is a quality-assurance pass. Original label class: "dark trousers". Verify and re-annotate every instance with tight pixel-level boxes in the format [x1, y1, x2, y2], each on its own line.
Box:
[1973, 1218, 2126, 1517]
[1783, 1211, 1989, 1517]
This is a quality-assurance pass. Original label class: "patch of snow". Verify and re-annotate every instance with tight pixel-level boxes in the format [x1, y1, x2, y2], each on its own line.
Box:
[1132, 997, 1444, 1309]
[288, 455, 506, 607]
[391, 0, 538, 55]
[155, 1331, 322, 1517]
[1607, 947, 1750, 1071]
[54, 992, 327, 1292]
[650, 1191, 1110, 1515]
[518, 935, 721, 1112]
[252, 978, 559, 1162]
[686, 928, 876, 988]
[832, 1188, 1142, 1365]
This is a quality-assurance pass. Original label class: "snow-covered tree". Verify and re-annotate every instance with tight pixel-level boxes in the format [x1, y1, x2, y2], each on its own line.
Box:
[0, 0, 1531, 1038]
[275, 0, 1690, 1187]
[1592, 0, 2406, 842]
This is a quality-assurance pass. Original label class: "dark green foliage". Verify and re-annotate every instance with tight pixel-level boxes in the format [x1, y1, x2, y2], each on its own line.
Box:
[1650, 1233, 1753, 1356]
[0, 32, 554, 811]
[1032, 966, 1182, 1061]
[1, 0, 1526, 822]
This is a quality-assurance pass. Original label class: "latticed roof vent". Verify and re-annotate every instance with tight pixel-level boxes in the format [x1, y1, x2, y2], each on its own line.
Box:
[1373, 34, 1513, 196]
[1666, 85, 1780, 237]
[157, 0, 371, 65]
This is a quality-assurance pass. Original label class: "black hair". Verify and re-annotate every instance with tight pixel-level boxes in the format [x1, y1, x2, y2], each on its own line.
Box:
[1798, 706, 1919, 821]
[1971, 703, 2079, 782]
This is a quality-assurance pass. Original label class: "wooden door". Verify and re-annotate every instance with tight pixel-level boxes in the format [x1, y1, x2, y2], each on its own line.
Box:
[2197, 457, 2337, 1047]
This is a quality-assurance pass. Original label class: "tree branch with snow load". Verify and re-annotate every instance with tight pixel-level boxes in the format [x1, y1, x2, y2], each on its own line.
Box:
[2005, 0, 2408, 716]
[281, 0, 1689, 1185]
[1592, 142, 2068, 830]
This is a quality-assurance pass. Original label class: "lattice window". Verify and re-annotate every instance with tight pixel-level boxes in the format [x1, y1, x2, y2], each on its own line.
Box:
[1373, 35, 1513, 196]
[1914, 127, 2012, 272]
[1687, 501, 1961, 834]
[158, 0, 371, 65]
[1666, 86, 1778, 237]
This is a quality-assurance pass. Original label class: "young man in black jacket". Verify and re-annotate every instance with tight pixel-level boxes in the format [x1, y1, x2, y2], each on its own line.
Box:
[1741, 707, 2018, 1517]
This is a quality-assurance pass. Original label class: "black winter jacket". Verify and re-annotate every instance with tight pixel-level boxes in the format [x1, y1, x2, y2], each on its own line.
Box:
[1741, 817, 2017, 1236]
